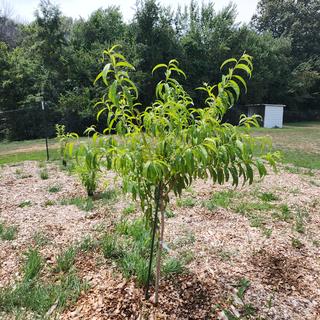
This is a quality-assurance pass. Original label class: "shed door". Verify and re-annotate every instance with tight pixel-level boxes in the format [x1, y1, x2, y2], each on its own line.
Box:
[264, 106, 283, 128]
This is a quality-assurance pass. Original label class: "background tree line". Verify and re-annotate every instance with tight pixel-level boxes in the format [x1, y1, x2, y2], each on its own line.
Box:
[0, 0, 319, 141]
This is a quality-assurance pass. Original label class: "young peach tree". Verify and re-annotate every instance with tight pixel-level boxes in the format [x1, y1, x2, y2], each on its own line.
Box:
[92, 45, 278, 304]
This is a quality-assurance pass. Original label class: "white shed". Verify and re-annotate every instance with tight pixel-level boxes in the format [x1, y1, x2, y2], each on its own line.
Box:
[247, 104, 285, 128]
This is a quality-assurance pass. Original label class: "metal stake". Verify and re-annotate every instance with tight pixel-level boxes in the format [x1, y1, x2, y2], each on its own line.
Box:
[42, 99, 49, 161]
[145, 184, 161, 300]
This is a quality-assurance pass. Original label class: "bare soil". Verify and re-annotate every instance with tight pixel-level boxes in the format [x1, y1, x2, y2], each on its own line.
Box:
[0, 161, 319, 319]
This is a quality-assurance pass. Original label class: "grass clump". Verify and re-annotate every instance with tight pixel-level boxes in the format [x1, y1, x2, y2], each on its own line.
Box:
[23, 249, 42, 281]
[172, 230, 195, 249]
[101, 218, 153, 287]
[44, 200, 55, 206]
[99, 188, 118, 203]
[101, 234, 120, 259]
[0, 273, 87, 316]
[259, 192, 279, 202]
[162, 257, 184, 275]
[0, 222, 18, 241]
[33, 231, 50, 247]
[204, 190, 235, 210]
[234, 201, 274, 215]
[262, 227, 273, 238]
[176, 197, 196, 208]
[78, 236, 96, 252]
[165, 209, 175, 218]
[48, 185, 61, 193]
[291, 237, 304, 249]
[294, 209, 308, 234]
[18, 200, 32, 208]
[122, 203, 135, 216]
[249, 214, 266, 228]
[118, 250, 149, 286]
[55, 247, 77, 273]
[40, 169, 49, 180]
[0, 248, 87, 317]
[61, 197, 93, 211]
[272, 204, 292, 221]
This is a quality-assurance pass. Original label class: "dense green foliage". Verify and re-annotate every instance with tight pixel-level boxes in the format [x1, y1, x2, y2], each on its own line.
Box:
[251, 0, 320, 120]
[0, 0, 319, 141]
[88, 46, 278, 303]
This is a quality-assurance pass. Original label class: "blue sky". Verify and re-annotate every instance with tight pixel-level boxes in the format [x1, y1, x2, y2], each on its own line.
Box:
[8, 0, 259, 23]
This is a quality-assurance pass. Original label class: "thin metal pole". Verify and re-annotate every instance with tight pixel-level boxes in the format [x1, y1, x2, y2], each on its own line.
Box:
[145, 184, 161, 300]
[41, 94, 49, 161]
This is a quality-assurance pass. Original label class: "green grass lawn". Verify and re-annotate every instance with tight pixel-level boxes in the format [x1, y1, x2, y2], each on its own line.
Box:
[252, 122, 320, 169]
[0, 138, 57, 155]
[0, 149, 60, 165]
[0, 122, 319, 169]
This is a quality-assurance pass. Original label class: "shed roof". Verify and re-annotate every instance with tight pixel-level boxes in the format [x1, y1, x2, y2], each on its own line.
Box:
[245, 104, 286, 108]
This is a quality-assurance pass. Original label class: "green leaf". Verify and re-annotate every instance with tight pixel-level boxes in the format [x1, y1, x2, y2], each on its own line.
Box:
[233, 75, 247, 93]
[152, 64, 167, 74]
[116, 61, 135, 70]
[235, 63, 252, 77]
[220, 58, 237, 70]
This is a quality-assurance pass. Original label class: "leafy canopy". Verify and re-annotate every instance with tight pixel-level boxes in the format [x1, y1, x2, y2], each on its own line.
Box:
[92, 45, 278, 219]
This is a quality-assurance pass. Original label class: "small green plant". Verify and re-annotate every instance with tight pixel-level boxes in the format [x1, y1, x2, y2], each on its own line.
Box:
[176, 197, 196, 208]
[262, 227, 273, 238]
[118, 249, 150, 286]
[74, 141, 101, 197]
[44, 200, 55, 206]
[40, 169, 49, 180]
[18, 200, 32, 208]
[61, 197, 93, 211]
[0, 223, 18, 240]
[204, 190, 235, 210]
[102, 218, 153, 286]
[33, 231, 50, 247]
[23, 249, 42, 281]
[179, 250, 195, 264]
[294, 210, 306, 233]
[220, 278, 256, 319]
[259, 192, 278, 202]
[165, 209, 175, 218]
[291, 237, 303, 249]
[48, 185, 61, 193]
[249, 214, 266, 228]
[217, 249, 233, 261]
[122, 203, 136, 215]
[172, 230, 196, 248]
[15, 168, 23, 175]
[0, 272, 87, 316]
[276, 204, 292, 221]
[79, 236, 96, 252]
[101, 234, 121, 259]
[235, 201, 274, 215]
[312, 240, 320, 247]
[55, 247, 76, 273]
[99, 188, 118, 203]
[38, 161, 46, 168]
[55, 124, 78, 167]
[162, 257, 184, 275]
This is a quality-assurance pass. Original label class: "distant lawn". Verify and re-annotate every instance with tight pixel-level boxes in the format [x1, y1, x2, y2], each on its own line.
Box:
[0, 138, 58, 155]
[0, 149, 59, 165]
[281, 150, 320, 170]
[0, 122, 319, 169]
[252, 122, 320, 170]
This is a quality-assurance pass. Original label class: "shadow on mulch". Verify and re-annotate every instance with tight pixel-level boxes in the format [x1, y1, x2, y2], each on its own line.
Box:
[251, 249, 308, 295]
